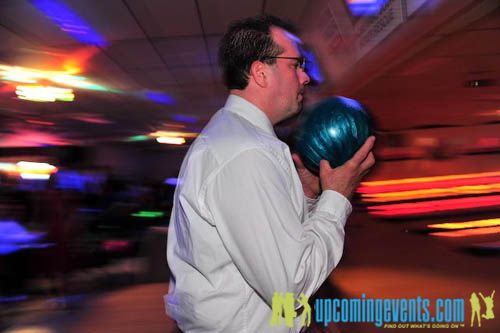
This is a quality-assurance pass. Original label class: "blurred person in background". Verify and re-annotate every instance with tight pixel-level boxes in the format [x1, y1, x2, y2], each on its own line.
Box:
[32, 179, 78, 305]
[165, 15, 375, 332]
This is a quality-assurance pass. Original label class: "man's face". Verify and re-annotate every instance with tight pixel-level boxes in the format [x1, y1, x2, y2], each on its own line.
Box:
[267, 27, 310, 121]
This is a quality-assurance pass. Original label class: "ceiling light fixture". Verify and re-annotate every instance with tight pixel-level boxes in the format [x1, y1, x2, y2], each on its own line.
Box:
[345, 0, 389, 16]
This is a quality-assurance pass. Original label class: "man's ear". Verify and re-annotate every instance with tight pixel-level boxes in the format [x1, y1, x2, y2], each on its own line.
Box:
[249, 60, 268, 88]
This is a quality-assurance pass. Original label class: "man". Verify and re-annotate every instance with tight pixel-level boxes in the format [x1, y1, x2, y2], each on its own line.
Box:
[165, 15, 375, 332]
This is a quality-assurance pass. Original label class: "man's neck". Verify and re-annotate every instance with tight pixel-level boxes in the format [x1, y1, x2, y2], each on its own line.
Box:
[229, 89, 278, 125]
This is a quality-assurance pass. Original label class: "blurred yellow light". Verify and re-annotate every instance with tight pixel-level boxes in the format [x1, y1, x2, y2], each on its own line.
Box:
[16, 85, 74, 102]
[429, 226, 500, 238]
[63, 64, 81, 75]
[0, 162, 17, 173]
[2, 73, 37, 83]
[156, 137, 186, 145]
[361, 171, 500, 187]
[362, 184, 500, 203]
[1, 64, 42, 83]
[1, 64, 63, 82]
[428, 218, 500, 230]
[0, 161, 57, 178]
[16, 161, 57, 174]
[0, 64, 108, 92]
[150, 131, 198, 138]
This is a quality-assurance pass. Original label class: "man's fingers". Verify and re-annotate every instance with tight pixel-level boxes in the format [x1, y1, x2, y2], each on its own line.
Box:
[360, 152, 375, 172]
[360, 169, 370, 179]
[350, 136, 375, 165]
[357, 152, 375, 180]
[319, 159, 332, 175]
[292, 153, 305, 169]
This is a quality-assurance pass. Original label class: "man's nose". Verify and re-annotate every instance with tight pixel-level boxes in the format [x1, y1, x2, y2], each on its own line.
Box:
[301, 69, 310, 85]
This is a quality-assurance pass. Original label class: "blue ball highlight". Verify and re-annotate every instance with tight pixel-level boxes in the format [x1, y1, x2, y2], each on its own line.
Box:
[295, 96, 373, 174]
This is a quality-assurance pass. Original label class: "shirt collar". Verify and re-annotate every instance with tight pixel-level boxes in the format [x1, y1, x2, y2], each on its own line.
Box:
[223, 94, 276, 136]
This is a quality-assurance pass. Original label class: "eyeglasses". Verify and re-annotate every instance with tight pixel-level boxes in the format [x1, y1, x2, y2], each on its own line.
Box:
[261, 56, 306, 69]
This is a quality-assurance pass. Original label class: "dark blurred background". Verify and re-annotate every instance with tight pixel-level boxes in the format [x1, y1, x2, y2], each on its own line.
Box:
[0, 0, 499, 332]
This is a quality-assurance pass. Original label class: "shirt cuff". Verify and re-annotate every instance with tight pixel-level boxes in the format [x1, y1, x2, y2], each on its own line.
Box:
[305, 195, 319, 206]
[316, 190, 352, 224]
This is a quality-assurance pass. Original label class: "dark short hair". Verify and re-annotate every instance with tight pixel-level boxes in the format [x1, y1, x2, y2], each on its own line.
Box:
[218, 15, 298, 90]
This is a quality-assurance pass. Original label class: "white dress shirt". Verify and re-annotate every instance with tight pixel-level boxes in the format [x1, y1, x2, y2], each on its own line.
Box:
[165, 94, 352, 332]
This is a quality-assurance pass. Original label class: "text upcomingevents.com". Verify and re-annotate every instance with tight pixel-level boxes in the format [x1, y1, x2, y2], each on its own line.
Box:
[314, 294, 465, 328]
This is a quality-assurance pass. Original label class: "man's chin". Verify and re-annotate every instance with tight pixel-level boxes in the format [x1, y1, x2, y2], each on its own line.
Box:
[296, 101, 304, 112]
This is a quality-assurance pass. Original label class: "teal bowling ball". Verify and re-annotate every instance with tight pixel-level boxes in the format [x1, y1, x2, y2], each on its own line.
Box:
[295, 96, 373, 174]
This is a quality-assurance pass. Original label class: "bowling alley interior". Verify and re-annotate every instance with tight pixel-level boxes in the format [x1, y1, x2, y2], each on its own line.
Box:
[0, 0, 499, 332]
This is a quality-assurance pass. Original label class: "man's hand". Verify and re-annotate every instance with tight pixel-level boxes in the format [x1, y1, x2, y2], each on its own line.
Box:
[320, 136, 376, 200]
[292, 153, 320, 199]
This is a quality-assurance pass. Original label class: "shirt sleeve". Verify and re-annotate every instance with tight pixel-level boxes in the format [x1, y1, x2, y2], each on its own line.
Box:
[305, 196, 318, 216]
[202, 148, 351, 306]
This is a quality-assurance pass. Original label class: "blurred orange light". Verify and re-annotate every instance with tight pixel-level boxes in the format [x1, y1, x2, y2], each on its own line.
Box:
[358, 171, 500, 194]
[361, 171, 500, 187]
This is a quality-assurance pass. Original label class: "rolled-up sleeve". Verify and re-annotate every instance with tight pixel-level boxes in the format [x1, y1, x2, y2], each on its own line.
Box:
[202, 148, 351, 306]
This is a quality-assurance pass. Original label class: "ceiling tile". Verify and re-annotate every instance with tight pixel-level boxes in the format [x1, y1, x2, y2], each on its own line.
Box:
[0, 26, 33, 53]
[84, 50, 141, 91]
[206, 35, 223, 65]
[170, 66, 214, 84]
[105, 39, 164, 70]
[198, 0, 262, 34]
[125, 0, 202, 37]
[127, 69, 177, 88]
[211, 65, 223, 83]
[264, 0, 309, 23]
[428, 30, 500, 57]
[155, 36, 210, 67]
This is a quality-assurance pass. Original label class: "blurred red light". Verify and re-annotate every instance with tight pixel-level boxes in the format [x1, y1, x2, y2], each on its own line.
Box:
[102, 240, 131, 252]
